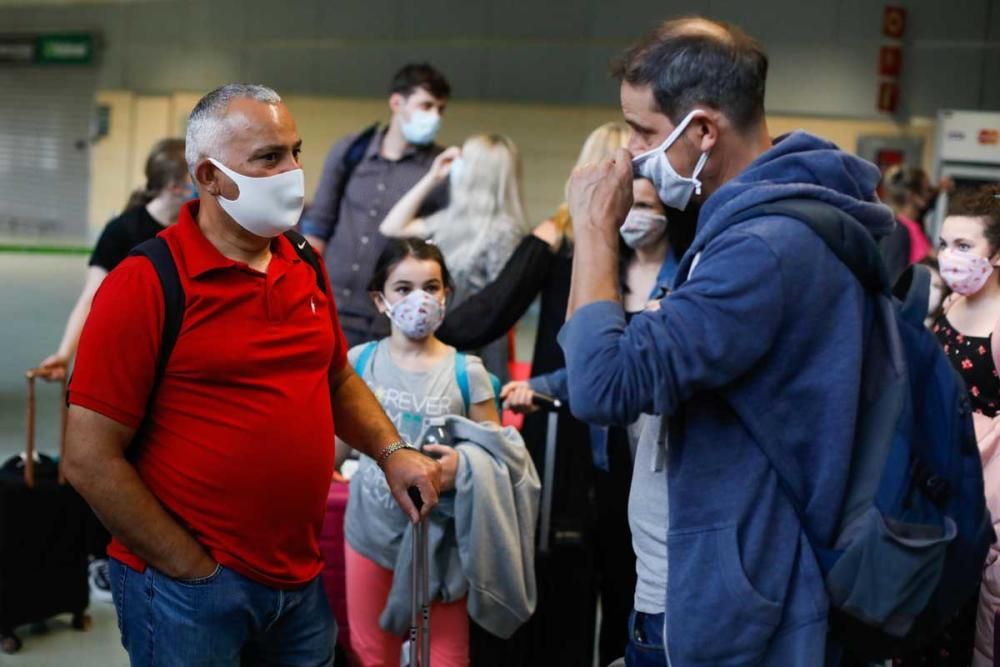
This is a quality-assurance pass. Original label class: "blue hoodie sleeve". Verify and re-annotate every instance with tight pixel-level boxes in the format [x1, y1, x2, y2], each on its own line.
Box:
[528, 369, 569, 404]
[558, 231, 784, 426]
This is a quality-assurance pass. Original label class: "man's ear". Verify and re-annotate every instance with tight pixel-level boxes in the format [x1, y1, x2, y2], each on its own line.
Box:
[389, 92, 405, 116]
[195, 160, 220, 196]
[196, 159, 237, 200]
[692, 111, 720, 154]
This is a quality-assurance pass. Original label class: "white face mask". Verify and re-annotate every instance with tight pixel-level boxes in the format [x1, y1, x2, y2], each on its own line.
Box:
[401, 109, 442, 146]
[382, 289, 446, 339]
[209, 158, 304, 239]
[631, 110, 710, 211]
[620, 209, 668, 249]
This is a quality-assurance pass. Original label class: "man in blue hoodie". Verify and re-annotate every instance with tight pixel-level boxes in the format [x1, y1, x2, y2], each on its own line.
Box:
[559, 17, 896, 667]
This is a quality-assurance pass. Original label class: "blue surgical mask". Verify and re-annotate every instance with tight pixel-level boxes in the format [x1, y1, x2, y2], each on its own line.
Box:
[185, 182, 198, 201]
[401, 109, 442, 146]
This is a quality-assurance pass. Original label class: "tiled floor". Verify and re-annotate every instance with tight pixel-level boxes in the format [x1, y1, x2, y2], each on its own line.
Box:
[0, 253, 129, 663]
[0, 603, 127, 666]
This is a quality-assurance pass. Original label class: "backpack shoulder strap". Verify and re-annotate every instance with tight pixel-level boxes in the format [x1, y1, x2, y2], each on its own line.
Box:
[334, 123, 378, 205]
[312, 123, 379, 242]
[898, 264, 931, 327]
[354, 341, 378, 377]
[345, 124, 379, 171]
[731, 199, 891, 296]
[129, 237, 184, 384]
[454, 352, 504, 416]
[283, 230, 326, 293]
[455, 352, 472, 415]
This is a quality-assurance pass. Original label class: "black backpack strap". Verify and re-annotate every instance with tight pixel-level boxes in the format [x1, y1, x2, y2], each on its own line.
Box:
[302, 123, 378, 242]
[130, 237, 185, 384]
[284, 230, 326, 294]
[730, 199, 891, 296]
[345, 123, 379, 173]
[326, 123, 379, 236]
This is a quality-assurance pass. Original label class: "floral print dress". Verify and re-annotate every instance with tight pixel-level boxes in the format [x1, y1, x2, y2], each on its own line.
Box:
[933, 315, 1000, 418]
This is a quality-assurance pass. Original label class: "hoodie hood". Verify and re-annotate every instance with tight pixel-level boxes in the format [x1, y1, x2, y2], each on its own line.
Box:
[690, 131, 895, 258]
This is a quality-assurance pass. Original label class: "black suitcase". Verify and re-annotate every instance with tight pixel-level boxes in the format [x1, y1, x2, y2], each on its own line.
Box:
[469, 398, 600, 667]
[0, 371, 91, 653]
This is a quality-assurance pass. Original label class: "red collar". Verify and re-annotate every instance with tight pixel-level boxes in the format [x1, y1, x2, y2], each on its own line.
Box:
[174, 200, 301, 279]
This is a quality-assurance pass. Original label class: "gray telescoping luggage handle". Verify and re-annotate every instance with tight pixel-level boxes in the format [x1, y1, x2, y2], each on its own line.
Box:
[531, 392, 562, 555]
[24, 369, 68, 488]
[407, 485, 431, 667]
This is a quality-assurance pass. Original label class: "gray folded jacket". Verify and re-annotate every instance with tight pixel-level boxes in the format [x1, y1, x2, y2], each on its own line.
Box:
[378, 416, 541, 639]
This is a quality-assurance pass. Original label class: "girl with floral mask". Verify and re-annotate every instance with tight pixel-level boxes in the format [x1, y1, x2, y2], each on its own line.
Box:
[337, 237, 499, 667]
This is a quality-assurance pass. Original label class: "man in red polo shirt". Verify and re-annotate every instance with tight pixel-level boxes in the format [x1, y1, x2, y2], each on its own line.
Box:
[63, 84, 441, 667]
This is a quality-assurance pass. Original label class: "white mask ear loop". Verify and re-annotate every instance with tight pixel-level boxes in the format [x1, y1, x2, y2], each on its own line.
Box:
[690, 151, 711, 196]
[380, 293, 395, 316]
[633, 110, 701, 160]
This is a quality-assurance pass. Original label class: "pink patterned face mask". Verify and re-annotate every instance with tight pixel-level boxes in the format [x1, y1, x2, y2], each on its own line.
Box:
[382, 290, 446, 339]
[939, 248, 996, 296]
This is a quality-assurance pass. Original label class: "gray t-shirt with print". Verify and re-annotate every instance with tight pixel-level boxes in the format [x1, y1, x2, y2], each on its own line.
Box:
[344, 340, 495, 569]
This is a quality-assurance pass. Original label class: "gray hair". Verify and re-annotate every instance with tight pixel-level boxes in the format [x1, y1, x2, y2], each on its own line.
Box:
[184, 84, 282, 174]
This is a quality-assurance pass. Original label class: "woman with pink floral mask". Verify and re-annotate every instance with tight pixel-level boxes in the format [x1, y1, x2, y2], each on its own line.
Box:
[925, 185, 1000, 667]
[932, 186, 1000, 419]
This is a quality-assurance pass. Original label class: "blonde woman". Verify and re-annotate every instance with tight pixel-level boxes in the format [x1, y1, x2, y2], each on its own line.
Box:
[380, 133, 526, 307]
[435, 122, 637, 667]
[548, 121, 632, 243]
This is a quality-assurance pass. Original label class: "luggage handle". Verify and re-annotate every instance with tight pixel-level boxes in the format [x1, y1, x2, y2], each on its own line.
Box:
[24, 369, 68, 488]
[408, 486, 430, 667]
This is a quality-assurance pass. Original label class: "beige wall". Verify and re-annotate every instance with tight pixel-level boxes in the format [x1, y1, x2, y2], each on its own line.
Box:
[88, 91, 937, 235]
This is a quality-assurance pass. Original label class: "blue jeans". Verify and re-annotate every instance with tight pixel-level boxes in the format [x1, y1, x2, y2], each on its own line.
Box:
[109, 558, 336, 667]
[625, 609, 667, 667]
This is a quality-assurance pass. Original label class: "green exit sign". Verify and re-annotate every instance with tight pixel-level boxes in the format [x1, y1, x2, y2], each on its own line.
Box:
[36, 34, 93, 64]
[0, 33, 94, 65]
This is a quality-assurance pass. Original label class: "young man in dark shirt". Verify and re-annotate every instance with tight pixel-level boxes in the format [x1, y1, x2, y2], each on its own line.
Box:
[302, 63, 451, 347]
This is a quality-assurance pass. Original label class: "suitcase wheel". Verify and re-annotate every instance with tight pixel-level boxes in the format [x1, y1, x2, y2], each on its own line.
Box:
[72, 612, 91, 631]
[1, 633, 22, 654]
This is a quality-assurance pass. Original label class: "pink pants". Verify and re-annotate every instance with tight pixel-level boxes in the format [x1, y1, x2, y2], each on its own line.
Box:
[345, 542, 469, 667]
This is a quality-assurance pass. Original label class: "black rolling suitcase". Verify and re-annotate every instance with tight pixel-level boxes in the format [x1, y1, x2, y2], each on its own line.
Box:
[469, 394, 599, 667]
[0, 370, 91, 653]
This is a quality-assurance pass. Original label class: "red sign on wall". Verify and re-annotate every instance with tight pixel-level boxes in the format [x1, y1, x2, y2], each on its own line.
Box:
[879, 45, 902, 77]
[878, 82, 899, 113]
[883, 6, 907, 38]
[979, 129, 1000, 146]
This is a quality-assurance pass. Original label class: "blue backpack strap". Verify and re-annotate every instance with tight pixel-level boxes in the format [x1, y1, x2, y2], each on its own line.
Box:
[729, 199, 890, 296]
[129, 237, 184, 384]
[454, 352, 503, 416]
[489, 373, 503, 414]
[354, 341, 378, 377]
[455, 352, 472, 414]
[896, 263, 932, 327]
